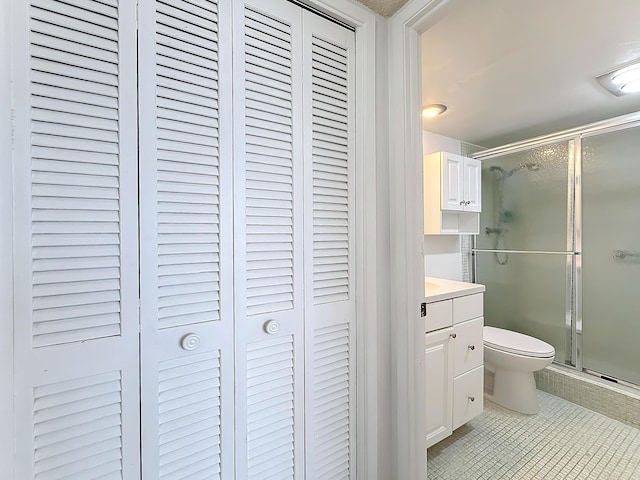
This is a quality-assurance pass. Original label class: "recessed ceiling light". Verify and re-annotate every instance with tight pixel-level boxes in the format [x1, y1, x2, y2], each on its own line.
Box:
[422, 104, 447, 118]
[597, 59, 640, 97]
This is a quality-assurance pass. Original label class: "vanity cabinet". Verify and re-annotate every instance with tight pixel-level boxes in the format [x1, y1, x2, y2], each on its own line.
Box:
[425, 291, 484, 448]
[423, 151, 482, 234]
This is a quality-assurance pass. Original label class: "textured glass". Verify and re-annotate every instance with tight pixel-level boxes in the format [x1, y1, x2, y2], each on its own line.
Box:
[478, 141, 571, 254]
[475, 140, 572, 363]
[476, 250, 568, 362]
[582, 126, 640, 386]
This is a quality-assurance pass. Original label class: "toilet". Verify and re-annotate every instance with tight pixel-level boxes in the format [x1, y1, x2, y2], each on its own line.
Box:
[483, 326, 555, 414]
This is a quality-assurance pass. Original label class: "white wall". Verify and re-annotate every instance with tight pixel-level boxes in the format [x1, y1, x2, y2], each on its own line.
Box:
[1, 0, 14, 474]
[422, 130, 463, 280]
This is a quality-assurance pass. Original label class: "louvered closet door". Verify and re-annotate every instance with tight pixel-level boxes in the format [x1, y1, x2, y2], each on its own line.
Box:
[11, 0, 140, 478]
[233, 1, 305, 478]
[302, 13, 356, 480]
[138, 0, 234, 478]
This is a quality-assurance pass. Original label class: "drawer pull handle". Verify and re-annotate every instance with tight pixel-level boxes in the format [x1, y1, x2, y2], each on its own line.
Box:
[450, 333, 457, 338]
[468, 344, 475, 350]
[468, 396, 475, 402]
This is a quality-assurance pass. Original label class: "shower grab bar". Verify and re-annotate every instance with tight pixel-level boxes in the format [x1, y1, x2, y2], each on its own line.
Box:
[613, 249, 640, 260]
[472, 249, 577, 255]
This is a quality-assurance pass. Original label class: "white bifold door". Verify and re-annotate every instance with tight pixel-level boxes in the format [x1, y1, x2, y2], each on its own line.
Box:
[11, 0, 141, 478]
[233, 1, 356, 478]
[11, 0, 356, 478]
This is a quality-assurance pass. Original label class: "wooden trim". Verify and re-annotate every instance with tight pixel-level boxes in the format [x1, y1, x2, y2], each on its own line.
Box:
[388, 1, 449, 479]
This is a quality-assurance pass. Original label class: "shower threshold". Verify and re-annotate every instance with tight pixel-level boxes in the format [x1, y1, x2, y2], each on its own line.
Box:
[535, 363, 640, 429]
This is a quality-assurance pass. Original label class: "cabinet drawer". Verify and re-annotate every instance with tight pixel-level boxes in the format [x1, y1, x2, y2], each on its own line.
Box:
[452, 293, 483, 324]
[453, 365, 484, 430]
[424, 299, 452, 332]
[452, 317, 483, 376]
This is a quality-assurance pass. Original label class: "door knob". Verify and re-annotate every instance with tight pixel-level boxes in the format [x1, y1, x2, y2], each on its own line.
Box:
[264, 320, 280, 335]
[180, 333, 201, 351]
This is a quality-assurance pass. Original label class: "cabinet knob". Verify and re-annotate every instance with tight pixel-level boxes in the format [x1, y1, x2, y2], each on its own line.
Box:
[180, 334, 201, 351]
[468, 344, 475, 350]
[459, 200, 465, 206]
[465, 200, 471, 206]
[468, 396, 475, 402]
[264, 320, 280, 335]
[450, 333, 457, 339]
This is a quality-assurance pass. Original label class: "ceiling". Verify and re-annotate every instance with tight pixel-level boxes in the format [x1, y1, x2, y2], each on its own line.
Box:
[420, 0, 640, 148]
[356, 0, 408, 17]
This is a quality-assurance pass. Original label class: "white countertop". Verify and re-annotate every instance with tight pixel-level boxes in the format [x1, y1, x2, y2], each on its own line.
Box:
[424, 276, 485, 303]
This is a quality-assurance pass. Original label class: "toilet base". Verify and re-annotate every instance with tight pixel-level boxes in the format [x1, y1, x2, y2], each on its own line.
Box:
[485, 367, 540, 415]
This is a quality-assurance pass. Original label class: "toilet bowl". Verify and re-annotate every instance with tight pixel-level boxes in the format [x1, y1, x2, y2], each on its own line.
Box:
[483, 326, 555, 414]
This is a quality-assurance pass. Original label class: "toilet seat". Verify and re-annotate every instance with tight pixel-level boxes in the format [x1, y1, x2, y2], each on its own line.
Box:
[484, 326, 555, 358]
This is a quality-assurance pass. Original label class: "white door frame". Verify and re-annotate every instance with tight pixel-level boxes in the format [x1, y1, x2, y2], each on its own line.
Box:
[1, 0, 380, 478]
[388, 1, 451, 479]
[1, 0, 15, 475]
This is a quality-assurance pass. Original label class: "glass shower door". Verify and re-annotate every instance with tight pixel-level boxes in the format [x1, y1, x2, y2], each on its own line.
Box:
[582, 126, 640, 385]
[475, 140, 574, 363]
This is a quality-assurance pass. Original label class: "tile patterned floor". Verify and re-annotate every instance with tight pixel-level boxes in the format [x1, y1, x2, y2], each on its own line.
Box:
[427, 391, 640, 479]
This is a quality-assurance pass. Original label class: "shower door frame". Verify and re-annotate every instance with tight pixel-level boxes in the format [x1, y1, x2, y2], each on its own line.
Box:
[470, 110, 640, 381]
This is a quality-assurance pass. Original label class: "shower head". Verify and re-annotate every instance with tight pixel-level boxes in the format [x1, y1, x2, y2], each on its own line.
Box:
[523, 163, 540, 172]
[489, 165, 506, 174]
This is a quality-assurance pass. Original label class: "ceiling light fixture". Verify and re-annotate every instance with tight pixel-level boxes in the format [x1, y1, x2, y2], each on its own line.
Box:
[596, 59, 640, 97]
[422, 104, 447, 118]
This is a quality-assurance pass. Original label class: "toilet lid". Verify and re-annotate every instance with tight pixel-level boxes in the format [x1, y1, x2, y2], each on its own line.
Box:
[484, 326, 555, 358]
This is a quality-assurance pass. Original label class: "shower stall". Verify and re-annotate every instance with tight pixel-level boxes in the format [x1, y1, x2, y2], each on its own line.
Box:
[472, 112, 640, 388]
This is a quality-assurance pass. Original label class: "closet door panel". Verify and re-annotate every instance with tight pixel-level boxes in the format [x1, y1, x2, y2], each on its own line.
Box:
[12, 0, 140, 477]
[234, 1, 305, 478]
[303, 14, 357, 480]
[138, 0, 234, 478]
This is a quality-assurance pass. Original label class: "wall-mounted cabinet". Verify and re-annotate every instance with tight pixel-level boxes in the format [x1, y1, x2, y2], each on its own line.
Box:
[424, 151, 481, 234]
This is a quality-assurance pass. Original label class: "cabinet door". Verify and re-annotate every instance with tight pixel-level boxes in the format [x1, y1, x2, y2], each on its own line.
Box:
[441, 153, 465, 211]
[138, 0, 235, 477]
[302, 12, 357, 480]
[425, 328, 453, 448]
[234, 2, 306, 478]
[463, 158, 482, 212]
[12, 1, 141, 477]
